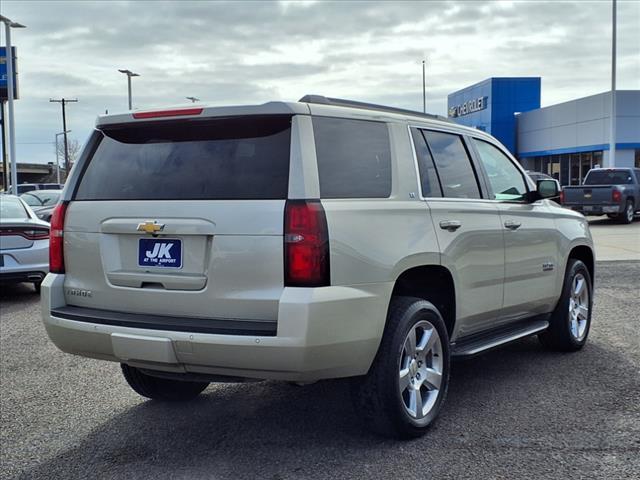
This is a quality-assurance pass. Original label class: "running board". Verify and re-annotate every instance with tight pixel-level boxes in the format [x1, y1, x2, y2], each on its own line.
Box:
[451, 318, 549, 358]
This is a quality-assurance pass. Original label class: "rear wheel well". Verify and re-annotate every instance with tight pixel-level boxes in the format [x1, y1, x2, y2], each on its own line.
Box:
[390, 266, 456, 336]
[568, 246, 594, 285]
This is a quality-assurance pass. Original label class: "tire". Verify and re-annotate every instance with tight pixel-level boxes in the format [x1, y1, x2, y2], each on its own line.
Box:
[351, 297, 450, 439]
[618, 199, 634, 224]
[121, 364, 209, 401]
[33, 282, 41, 294]
[539, 259, 592, 351]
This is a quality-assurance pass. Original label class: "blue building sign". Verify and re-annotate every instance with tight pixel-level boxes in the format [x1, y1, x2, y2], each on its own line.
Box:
[447, 77, 540, 154]
[0, 47, 19, 101]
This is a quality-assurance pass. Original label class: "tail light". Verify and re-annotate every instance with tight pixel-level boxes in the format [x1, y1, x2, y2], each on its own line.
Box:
[612, 189, 621, 203]
[559, 190, 565, 204]
[132, 108, 203, 119]
[0, 227, 49, 240]
[284, 200, 330, 287]
[49, 202, 68, 273]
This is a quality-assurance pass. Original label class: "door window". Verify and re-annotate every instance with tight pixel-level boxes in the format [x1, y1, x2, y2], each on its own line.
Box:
[410, 128, 442, 197]
[422, 131, 481, 199]
[473, 139, 528, 202]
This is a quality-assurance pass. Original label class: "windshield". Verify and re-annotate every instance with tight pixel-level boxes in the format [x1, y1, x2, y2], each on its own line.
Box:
[20, 193, 42, 206]
[0, 196, 29, 219]
[584, 170, 633, 185]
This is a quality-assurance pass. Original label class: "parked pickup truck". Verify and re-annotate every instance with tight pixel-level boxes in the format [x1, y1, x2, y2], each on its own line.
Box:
[562, 168, 640, 224]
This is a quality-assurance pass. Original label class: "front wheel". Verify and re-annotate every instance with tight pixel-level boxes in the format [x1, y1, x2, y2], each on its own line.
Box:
[121, 364, 209, 401]
[351, 297, 450, 438]
[539, 259, 593, 351]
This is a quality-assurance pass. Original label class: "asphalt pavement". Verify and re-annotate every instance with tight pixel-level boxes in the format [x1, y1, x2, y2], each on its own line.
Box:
[1, 261, 639, 480]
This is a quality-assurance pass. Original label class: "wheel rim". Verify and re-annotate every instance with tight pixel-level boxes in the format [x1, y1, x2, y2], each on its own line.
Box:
[627, 203, 634, 222]
[398, 320, 443, 420]
[568, 273, 590, 341]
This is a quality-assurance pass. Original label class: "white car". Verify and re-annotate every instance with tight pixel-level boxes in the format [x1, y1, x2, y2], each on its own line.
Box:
[41, 96, 594, 438]
[0, 195, 50, 293]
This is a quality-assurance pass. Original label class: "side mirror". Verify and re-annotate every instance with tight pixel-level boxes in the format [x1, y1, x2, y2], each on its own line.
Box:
[536, 179, 559, 199]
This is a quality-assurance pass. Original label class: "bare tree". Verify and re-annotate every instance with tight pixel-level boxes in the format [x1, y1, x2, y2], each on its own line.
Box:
[54, 138, 81, 170]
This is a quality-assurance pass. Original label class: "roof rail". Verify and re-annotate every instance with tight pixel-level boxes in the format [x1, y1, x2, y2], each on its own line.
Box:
[298, 94, 452, 123]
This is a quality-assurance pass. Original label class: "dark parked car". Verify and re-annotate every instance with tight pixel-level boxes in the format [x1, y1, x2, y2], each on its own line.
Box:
[20, 190, 62, 222]
[561, 168, 640, 224]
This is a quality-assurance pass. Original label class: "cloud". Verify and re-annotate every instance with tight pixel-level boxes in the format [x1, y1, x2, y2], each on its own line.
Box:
[1, 0, 638, 164]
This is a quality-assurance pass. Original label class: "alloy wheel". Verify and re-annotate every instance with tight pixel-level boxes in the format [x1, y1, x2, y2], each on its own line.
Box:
[568, 273, 589, 341]
[398, 320, 443, 420]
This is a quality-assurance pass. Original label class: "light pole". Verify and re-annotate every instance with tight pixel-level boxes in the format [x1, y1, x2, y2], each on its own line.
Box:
[118, 69, 140, 110]
[422, 59, 426, 113]
[186, 96, 200, 103]
[609, 0, 617, 167]
[49, 98, 77, 175]
[0, 15, 26, 195]
[55, 130, 71, 183]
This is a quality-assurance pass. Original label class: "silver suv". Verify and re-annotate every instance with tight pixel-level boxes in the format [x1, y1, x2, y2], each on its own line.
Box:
[42, 96, 595, 438]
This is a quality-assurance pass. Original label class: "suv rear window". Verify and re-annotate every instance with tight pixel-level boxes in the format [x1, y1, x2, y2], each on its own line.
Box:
[313, 117, 392, 199]
[583, 169, 633, 185]
[74, 116, 291, 200]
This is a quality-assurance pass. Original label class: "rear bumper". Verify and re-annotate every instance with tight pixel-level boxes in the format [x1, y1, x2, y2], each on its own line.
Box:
[565, 204, 621, 215]
[0, 241, 49, 283]
[41, 274, 392, 381]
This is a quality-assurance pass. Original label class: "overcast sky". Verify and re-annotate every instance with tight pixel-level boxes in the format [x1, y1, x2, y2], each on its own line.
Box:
[2, 0, 639, 165]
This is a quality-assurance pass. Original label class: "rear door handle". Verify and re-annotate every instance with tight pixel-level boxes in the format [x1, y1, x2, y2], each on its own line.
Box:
[439, 220, 462, 232]
[504, 220, 522, 230]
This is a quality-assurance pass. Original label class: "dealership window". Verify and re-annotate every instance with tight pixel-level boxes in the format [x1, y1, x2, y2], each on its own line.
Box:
[580, 152, 593, 184]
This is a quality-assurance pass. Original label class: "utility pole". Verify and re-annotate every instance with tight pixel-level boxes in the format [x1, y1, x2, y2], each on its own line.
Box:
[609, 0, 617, 167]
[49, 98, 77, 177]
[1, 15, 26, 195]
[118, 69, 140, 110]
[422, 59, 426, 113]
[1, 101, 7, 191]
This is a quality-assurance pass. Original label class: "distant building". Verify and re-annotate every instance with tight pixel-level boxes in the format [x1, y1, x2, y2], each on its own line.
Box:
[0, 162, 66, 188]
[448, 78, 640, 186]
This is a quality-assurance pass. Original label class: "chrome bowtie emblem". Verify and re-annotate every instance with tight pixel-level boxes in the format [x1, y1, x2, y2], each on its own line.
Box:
[137, 221, 165, 234]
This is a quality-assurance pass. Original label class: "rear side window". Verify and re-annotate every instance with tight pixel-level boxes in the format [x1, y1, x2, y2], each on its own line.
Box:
[75, 115, 292, 200]
[313, 117, 392, 198]
[422, 131, 481, 199]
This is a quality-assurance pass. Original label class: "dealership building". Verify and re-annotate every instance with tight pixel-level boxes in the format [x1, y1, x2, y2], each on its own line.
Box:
[447, 78, 640, 186]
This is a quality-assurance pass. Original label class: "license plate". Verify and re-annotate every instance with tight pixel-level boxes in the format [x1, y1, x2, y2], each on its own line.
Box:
[583, 206, 594, 212]
[138, 238, 182, 269]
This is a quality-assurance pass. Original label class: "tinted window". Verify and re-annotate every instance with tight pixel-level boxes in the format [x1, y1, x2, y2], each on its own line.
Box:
[474, 139, 528, 201]
[0, 196, 29, 219]
[584, 169, 633, 185]
[75, 116, 291, 200]
[313, 117, 391, 198]
[423, 131, 480, 199]
[411, 128, 442, 197]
